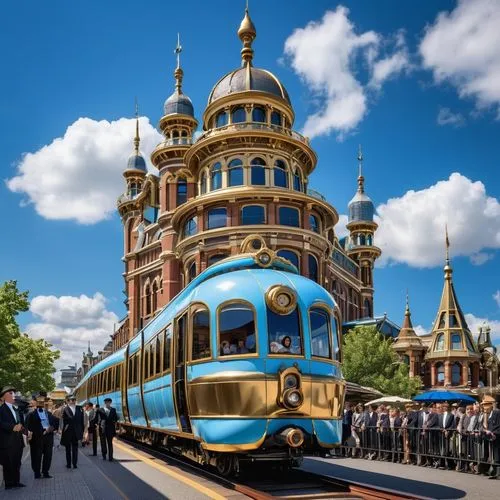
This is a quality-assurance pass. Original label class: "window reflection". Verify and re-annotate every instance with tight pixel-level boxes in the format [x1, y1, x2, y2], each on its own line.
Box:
[268, 307, 301, 355]
[232, 107, 246, 123]
[219, 303, 256, 356]
[252, 107, 266, 123]
[310, 308, 331, 358]
[250, 157, 266, 185]
[274, 160, 288, 188]
[228, 158, 243, 186]
[277, 249, 299, 270]
[241, 205, 265, 225]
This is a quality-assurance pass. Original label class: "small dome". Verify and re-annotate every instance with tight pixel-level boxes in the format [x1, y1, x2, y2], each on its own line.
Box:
[348, 191, 374, 222]
[208, 66, 290, 105]
[126, 153, 147, 173]
[164, 91, 194, 117]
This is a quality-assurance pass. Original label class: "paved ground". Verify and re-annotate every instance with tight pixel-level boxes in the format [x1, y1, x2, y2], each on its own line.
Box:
[302, 455, 500, 499]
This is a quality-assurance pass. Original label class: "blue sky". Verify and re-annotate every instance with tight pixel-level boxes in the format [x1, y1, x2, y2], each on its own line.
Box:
[1, 0, 499, 376]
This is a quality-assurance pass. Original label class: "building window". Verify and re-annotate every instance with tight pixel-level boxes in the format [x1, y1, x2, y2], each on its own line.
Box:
[210, 162, 222, 191]
[208, 254, 227, 267]
[241, 205, 265, 225]
[435, 333, 445, 351]
[277, 249, 299, 270]
[250, 157, 266, 185]
[218, 302, 256, 356]
[363, 298, 372, 318]
[207, 207, 227, 230]
[216, 110, 227, 128]
[451, 333, 462, 350]
[152, 281, 158, 313]
[451, 362, 461, 386]
[252, 106, 266, 123]
[176, 178, 187, 206]
[309, 214, 320, 233]
[232, 106, 246, 123]
[465, 335, 475, 353]
[274, 160, 288, 188]
[293, 169, 303, 192]
[172, 130, 179, 145]
[436, 362, 445, 385]
[228, 158, 243, 186]
[192, 308, 211, 361]
[200, 171, 207, 195]
[309, 308, 331, 359]
[438, 312, 446, 329]
[308, 254, 318, 283]
[449, 313, 458, 327]
[184, 216, 197, 238]
[279, 206, 299, 227]
[145, 285, 151, 315]
[187, 261, 196, 283]
[271, 111, 282, 126]
[268, 307, 301, 355]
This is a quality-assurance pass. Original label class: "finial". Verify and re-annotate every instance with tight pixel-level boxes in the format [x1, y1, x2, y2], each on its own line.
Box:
[174, 34, 184, 94]
[444, 223, 453, 278]
[405, 289, 410, 313]
[357, 144, 365, 194]
[238, 1, 256, 66]
[134, 98, 140, 155]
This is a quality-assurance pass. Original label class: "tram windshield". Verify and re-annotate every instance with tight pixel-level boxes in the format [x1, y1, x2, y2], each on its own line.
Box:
[218, 302, 256, 356]
[268, 307, 302, 355]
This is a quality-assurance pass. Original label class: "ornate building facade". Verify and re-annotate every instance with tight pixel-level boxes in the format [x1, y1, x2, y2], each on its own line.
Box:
[111, 8, 381, 350]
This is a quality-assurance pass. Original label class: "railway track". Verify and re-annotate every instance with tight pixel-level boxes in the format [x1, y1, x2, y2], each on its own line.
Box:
[118, 437, 429, 499]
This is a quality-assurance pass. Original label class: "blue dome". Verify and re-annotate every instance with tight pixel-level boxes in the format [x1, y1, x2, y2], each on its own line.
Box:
[164, 91, 194, 117]
[126, 153, 147, 173]
[348, 191, 374, 222]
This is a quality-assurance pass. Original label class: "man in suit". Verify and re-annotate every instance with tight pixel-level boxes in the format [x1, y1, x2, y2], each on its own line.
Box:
[342, 402, 353, 456]
[60, 395, 84, 469]
[425, 403, 441, 467]
[439, 402, 456, 469]
[0, 386, 26, 489]
[362, 404, 378, 460]
[84, 402, 98, 456]
[98, 398, 118, 462]
[25, 392, 58, 479]
[482, 395, 500, 479]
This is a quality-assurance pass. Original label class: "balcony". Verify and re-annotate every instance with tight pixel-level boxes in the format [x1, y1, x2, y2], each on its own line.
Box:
[306, 188, 326, 202]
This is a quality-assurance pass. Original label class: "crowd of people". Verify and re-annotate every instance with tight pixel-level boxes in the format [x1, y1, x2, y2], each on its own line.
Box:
[339, 395, 500, 479]
[0, 385, 118, 491]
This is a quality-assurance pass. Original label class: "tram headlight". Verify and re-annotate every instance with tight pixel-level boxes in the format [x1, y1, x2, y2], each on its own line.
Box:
[257, 251, 272, 266]
[284, 388, 303, 409]
[284, 374, 298, 389]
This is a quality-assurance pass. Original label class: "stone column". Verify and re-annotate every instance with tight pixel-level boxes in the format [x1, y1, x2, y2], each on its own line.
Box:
[431, 362, 436, 387]
[444, 361, 452, 386]
[472, 363, 480, 388]
[462, 362, 469, 386]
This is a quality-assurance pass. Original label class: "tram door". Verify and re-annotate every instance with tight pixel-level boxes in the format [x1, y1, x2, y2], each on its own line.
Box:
[122, 347, 130, 423]
[173, 313, 192, 433]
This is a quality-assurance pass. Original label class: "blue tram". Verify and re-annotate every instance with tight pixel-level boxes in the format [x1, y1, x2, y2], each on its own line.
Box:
[74, 236, 345, 474]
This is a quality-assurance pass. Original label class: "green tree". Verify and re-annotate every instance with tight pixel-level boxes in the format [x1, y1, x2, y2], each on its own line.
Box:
[0, 280, 60, 394]
[343, 325, 421, 398]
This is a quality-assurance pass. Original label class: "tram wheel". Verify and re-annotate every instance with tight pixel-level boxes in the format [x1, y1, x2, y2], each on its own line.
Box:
[215, 454, 234, 477]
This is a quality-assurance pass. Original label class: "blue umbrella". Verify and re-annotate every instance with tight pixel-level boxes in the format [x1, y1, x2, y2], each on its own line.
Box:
[413, 390, 476, 403]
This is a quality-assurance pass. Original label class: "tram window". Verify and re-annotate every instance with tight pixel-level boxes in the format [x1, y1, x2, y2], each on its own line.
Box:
[333, 317, 341, 361]
[116, 365, 121, 389]
[144, 345, 150, 380]
[128, 358, 133, 385]
[155, 336, 162, 375]
[268, 307, 302, 355]
[192, 308, 211, 360]
[177, 315, 186, 364]
[218, 303, 256, 356]
[134, 354, 139, 385]
[309, 308, 331, 359]
[149, 342, 154, 377]
[163, 326, 172, 371]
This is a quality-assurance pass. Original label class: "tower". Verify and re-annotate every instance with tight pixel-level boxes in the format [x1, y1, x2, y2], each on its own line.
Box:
[346, 146, 381, 318]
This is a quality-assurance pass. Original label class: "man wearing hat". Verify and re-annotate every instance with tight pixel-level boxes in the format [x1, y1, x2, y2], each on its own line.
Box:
[60, 395, 84, 469]
[97, 398, 118, 461]
[481, 395, 500, 479]
[0, 386, 26, 489]
[25, 392, 59, 479]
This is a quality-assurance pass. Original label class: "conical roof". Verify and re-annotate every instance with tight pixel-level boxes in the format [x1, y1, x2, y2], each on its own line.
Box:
[393, 297, 424, 351]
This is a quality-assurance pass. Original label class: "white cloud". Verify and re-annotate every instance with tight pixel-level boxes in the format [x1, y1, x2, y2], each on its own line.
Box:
[6, 117, 162, 224]
[284, 6, 409, 139]
[470, 252, 494, 266]
[26, 293, 119, 381]
[465, 313, 500, 344]
[335, 214, 349, 239]
[494, 290, 500, 308]
[376, 173, 500, 267]
[420, 0, 500, 114]
[414, 325, 429, 337]
[437, 107, 466, 127]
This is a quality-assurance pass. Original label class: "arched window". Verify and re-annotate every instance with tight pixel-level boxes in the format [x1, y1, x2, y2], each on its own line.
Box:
[219, 302, 256, 356]
[181, 130, 188, 144]
[187, 261, 196, 283]
[183, 216, 197, 238]
[250, 157, 266, 185]
[231, 106, 246, 123]
[271, 111, 282, 126]
[310, 308, 331, 359]
[200, 171, 207, 195]
[293, 169, 303, 192]
[402, 354, 410, 365]
[451, 333, 462, 350]
[207, 207, 227, 230]
[252, 106, 266, 123]
[152, 281, 158, 313]
[208, 254, 227, 267]
[172, 130, 179, 145]
[145, 284, 151, 316]
[363, 298, 372, 318]
[176, 177, 187, 206]
[436, 362, 445, 385]
[359, 234, 366, 245]
[435, 333, 445, 351]
[277, 249, 300, 271]
[210, 162, 222, 191]
[452, 362, 461, 386]
[274, 160, 288, 188]
[438, 312, 446, 329]
[449, 313, 458, 327]
[216, 111, 227, 128]
[192, 307, 211, 361]
[130, 182, 137, 197]
[279, 206, 299, 227]
[228, 158, 243, 186]
[309, 214, 320, 233]
[366, 234, 373, 245]
[308, 254, 318, 283]
[241, 205, 265, 225]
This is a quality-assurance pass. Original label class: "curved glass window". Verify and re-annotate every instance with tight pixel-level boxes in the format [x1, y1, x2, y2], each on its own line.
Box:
[172, 130, 179, 145]
[271, 111, 282, 126]
[252, 106, 266, 123]
[333, 317, 341, 361]
[268, 307, 301, 355]
[310, 308, 331, 359]
[130, 183, 138, 197]
[451, 362, 461, 386]
[241, 205, 265, 225]
[183, 216, 197, 238]
[208, 254, 227, 267]
[309, 214, 320, 233]
[451, 333, 462, 350]
[207, 207, 227, 230]
[435, 333, 445, 351]
[436, 362, 445, 385]
[192, 308, 211, 361]
[187, 261, 196, 283]
[250, 157, 266, 185]
[228, 158, 243, 186]
[231, 106, 246, 123]
[219, 303, 256, 356]
[210, 162, 222, 191]
[176, 178, 187, 206]
[279, 207, 299, 227]
[308, 254, 318, 283]
[293, 170, 302, 192]
[277, 249, 299, 270]
[274, 160, 288, 188]
[200, 172, 207, 195]
[216, 111, 228, 128]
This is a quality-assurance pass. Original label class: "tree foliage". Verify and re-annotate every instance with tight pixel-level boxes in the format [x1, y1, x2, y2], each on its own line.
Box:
[0, 280, 60, 394]
[343, 326, 422, 398]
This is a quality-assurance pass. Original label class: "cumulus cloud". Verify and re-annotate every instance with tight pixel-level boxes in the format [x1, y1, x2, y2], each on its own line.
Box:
[27, 293, 119, 380]
[470, 252, 494, 266]
[465, 313, 500, 344]
[7, 117, 162, 224]
[376, 173, 500, 267]
[284, 6, 409, 139]
[494, 290, 500, 308]
[335, 214, 349, 239]
[414, 325, 429, 337]
[420, 0, 500, 114]
[437, 107, 466, 127]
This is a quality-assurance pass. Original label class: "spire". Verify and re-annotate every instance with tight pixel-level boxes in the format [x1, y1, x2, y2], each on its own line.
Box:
[444, 224, 452, 279]
[357, 144, 365, 194]
[394, 290, 423, 349]
[238, 1, 256, 67]
[174, 34, 184, 94]
[402, 291, 413, 331]
[134, 98, 140, 155]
